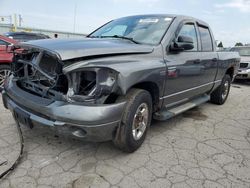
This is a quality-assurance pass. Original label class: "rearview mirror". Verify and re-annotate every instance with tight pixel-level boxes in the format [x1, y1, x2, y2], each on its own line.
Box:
[170, 35, 194, 52]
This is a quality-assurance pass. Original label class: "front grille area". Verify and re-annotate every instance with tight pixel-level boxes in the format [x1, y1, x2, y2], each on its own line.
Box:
[236, 74, 248, 78]
[12, 49, 68, 100]
[239, 63, 249, 68]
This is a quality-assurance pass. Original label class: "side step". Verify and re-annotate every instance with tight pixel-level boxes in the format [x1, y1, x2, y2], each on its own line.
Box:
[154, 94, 210, 121]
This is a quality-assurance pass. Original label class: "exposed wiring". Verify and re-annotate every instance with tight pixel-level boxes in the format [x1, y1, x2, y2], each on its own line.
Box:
[0, 119, 24, 179]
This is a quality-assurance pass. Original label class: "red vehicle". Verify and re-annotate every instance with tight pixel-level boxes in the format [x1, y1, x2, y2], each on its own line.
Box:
[0, 35, 18, 88]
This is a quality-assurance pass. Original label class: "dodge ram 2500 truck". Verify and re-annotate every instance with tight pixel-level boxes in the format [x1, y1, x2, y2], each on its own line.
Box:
[2, 15, 240, 152]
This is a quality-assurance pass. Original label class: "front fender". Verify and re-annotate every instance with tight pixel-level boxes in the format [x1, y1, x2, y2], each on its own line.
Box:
[62, 55, 166, 96]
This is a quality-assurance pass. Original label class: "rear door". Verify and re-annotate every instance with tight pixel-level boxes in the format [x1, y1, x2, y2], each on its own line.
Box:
[197, 24, 218, 86]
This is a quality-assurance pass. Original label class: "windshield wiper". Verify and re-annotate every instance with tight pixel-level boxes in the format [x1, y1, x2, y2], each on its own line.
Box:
[99, 35, 141, 44]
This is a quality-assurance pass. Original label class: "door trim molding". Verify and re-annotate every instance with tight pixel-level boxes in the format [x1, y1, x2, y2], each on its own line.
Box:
[160, 80, 221, 100]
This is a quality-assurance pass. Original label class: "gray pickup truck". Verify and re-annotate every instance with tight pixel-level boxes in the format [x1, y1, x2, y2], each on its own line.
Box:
[2, 15, 240, 152]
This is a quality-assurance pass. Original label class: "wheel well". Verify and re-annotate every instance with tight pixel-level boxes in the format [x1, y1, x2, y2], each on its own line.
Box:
[131, 82, 159, 112]
[226, 67, 234, 80]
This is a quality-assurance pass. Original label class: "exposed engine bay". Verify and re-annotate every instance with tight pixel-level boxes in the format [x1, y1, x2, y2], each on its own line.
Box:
[11, 47, 119, 104]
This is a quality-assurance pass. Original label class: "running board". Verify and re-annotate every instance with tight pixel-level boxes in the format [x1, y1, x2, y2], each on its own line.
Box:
[154, 95, 210, 121]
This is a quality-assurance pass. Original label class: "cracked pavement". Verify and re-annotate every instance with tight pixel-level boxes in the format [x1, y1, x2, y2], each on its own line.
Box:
[0, 82, 250, 188]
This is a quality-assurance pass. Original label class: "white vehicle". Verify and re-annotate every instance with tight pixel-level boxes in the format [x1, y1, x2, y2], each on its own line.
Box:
[231, 46, 250, 79]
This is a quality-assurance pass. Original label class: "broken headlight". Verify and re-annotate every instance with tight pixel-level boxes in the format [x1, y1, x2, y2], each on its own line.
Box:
[65, 68, 118, 103]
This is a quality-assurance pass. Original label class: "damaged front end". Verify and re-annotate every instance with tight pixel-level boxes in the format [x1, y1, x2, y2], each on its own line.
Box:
[2, 45, 126, 142]
[11, 45, 120, 104]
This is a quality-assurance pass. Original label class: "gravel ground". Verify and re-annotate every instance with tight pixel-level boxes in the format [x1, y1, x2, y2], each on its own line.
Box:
[0, 82, 250, 188]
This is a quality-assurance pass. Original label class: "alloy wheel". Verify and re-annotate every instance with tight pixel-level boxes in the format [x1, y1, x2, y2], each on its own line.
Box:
[132, 103, 149, 141]
[0, 69, 11, 88]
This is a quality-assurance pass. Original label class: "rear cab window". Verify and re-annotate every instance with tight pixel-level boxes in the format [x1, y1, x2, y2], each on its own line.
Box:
[198, 25, 213, 51]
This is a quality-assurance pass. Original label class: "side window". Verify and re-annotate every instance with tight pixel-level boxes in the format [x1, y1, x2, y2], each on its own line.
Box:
[198, 26, 213, 51]
[101, 25, 127, 36]
[0, 39, 8, 46]
[178, 23, 198, 51]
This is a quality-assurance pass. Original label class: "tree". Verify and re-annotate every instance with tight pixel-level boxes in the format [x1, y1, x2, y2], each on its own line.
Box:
[235, 42, 243, 47]
[218, 42, 223, 48]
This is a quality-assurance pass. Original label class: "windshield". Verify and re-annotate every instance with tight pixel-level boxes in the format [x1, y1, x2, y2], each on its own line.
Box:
[231, 47, 250, 56]
[89, 15, 173, 45]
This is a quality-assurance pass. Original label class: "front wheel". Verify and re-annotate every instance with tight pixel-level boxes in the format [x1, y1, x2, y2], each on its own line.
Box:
[0, 64, 11, 90]
[113, 89, 152, 153]
[210, 74, 231, 105]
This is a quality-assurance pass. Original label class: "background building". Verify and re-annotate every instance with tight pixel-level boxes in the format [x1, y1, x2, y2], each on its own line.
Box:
[0, 23, 86, 38]
[0, 14, 86, 38]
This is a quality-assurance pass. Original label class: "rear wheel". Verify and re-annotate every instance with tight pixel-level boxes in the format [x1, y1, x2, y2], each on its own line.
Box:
[210, 74, 231, 105]
[0, 64, 11, 89]
[113, 89, 152, 152]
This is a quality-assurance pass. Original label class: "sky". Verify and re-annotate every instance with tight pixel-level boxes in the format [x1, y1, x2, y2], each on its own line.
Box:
[0, 0, 250, 47]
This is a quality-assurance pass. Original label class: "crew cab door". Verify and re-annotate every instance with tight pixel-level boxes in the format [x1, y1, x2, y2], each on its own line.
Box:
[196, 24, 218, 86]
[162, 21, 217, 107]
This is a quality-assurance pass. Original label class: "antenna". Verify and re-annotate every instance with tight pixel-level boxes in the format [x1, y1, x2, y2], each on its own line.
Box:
[73, 3, 77, 33]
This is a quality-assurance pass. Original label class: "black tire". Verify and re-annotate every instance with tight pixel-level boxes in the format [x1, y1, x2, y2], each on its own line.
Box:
[210, 74, 231, 105]
[0, 64, 11, 89]
[113, 89, 152, 153]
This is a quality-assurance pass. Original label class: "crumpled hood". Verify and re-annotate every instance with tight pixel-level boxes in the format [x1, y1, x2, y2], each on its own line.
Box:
[21, 38, 154, 61]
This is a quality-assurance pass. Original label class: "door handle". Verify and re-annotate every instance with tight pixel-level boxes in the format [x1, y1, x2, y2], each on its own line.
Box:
[193, 59, 201, 64]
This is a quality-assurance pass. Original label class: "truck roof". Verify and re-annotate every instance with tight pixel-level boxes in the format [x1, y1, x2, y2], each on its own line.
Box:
[121, 14, 210, 27]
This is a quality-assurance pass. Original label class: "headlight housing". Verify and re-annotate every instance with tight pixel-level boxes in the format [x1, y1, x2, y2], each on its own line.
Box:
[65, 67, 118, 103]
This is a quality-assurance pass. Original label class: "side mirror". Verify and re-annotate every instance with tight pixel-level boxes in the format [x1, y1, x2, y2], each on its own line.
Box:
[170, 35, 194, 52]
[5, 44, 10, 52]
[5, 44, 8, 52]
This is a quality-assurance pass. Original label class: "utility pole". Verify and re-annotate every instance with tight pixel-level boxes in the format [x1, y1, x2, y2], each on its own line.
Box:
[13, 14, 17, 31]
[18, 14, 22, 27]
